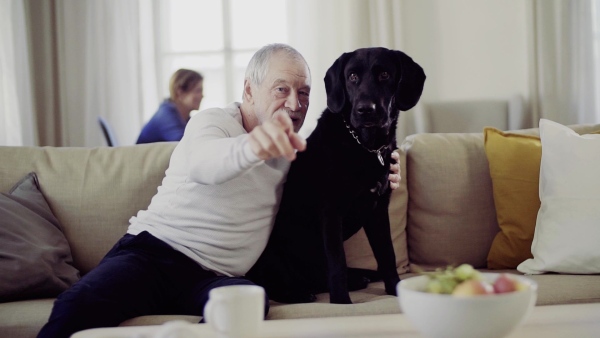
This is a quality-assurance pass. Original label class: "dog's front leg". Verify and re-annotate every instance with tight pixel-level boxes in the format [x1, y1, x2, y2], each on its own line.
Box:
[322, 212, 352, 304]
[363, 196, 400, 296]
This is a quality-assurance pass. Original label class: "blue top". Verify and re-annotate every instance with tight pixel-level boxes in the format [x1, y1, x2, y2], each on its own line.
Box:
[136, 99, 188, 144]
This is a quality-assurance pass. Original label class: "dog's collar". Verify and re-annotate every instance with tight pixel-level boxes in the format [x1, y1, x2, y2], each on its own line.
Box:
[341, 116, 387, 166]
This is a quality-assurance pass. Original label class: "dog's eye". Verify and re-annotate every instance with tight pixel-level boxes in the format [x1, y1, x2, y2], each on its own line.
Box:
[349, 73, 359, 82]
[379, 72, 390, 81]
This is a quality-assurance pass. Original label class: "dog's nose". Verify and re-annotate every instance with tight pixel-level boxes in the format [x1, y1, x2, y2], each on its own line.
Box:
[357, 102, 376, 115]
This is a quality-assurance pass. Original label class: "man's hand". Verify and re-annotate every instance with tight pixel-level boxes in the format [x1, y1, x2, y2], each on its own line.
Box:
[389, 151, 401, 190]
[248, 110, 307, 161]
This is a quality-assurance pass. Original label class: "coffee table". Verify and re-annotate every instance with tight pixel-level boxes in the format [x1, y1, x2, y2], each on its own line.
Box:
[72, 303, 600, 338]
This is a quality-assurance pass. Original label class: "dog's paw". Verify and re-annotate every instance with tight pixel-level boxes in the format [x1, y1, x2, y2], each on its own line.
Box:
[384, 276, 401, 296]
[347, 268, 382, 291]
[330, 294, 353, 304]
[347, 275, 370, 291]
[385, 285, 398, 296]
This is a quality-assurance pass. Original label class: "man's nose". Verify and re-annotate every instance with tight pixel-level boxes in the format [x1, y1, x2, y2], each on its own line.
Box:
[285, 91, 301, 111]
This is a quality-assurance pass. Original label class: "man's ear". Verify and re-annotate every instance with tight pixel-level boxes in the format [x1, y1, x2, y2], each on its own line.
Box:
[393, 51, 426, 112]
[243, 79, 254, 103]
[324, 52, 351, 113]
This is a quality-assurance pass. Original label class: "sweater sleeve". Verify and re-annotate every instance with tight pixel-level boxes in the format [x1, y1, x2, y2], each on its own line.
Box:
[182, 108, 263, 185]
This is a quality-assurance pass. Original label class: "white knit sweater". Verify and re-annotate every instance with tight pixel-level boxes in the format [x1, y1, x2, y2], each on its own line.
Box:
[128, 102, 290, 277]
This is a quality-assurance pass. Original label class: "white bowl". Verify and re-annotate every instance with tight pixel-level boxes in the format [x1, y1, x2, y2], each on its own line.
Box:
[397, 273, 537, 338]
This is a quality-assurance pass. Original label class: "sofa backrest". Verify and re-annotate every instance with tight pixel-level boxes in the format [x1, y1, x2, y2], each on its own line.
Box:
[0, 141, 411, 277]
[401, 123, 600, 271]
[0, 143, 177, 274]
[4, 122, 597, 277]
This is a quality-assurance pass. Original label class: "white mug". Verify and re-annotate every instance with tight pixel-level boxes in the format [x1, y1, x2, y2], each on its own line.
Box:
[204, 285, 265, 338]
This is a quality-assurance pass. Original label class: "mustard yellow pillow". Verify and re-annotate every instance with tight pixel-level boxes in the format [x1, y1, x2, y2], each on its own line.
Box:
[484, 128, 541, 269]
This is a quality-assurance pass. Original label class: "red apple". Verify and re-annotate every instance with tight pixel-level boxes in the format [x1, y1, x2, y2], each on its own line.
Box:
[493, 274, 527, 293]
[452, 280, 494, 296]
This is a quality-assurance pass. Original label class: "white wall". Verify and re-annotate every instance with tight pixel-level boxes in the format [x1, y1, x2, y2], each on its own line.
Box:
[402, 0, 530, 102]
[290, 0, 531, 138]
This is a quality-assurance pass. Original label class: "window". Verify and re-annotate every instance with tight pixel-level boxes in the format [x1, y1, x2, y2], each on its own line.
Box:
[155, 0, 288, 117]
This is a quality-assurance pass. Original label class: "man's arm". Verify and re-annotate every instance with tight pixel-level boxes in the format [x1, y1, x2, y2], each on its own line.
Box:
[183, 109, 305, 185]
[247, 110, 306, 161]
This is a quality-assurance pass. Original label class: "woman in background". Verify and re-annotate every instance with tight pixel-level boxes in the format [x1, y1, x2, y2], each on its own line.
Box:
[137, 69, 204, 144]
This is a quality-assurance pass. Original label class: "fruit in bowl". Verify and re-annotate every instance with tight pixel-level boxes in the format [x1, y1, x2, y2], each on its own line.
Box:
[423, 264, 529, 296]
[397, 265, 537, 338]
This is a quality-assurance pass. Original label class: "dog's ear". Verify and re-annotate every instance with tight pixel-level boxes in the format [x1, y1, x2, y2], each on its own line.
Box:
[393, 51, 426, 111]
[324, 52, 352, 113]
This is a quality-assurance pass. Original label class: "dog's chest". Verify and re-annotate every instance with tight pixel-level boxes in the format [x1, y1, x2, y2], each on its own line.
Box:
[291, 131, 390, 198]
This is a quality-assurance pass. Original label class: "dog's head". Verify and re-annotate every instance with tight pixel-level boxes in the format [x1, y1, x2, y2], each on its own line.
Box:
[324, 47, 426, 149]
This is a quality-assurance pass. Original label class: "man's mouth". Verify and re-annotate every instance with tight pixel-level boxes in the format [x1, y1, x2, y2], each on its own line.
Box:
[288, 112, 303, 123]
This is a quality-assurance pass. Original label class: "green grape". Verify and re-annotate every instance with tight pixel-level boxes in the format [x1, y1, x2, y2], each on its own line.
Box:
[438, 278, 458, 294]
[454, 264, 475, 281]
[423, 264, 480, 294]
[426, 279, 443, 293]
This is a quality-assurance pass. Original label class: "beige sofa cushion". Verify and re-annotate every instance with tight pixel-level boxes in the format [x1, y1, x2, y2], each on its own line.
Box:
[401, 132, 498, 270]
[0, 143, 177, 274]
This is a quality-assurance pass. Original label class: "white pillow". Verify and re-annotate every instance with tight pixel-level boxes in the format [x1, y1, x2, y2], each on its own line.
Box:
[517, 119, 600, 274]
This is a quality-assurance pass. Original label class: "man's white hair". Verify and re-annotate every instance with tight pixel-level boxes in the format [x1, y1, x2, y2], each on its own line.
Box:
[244, 43, 310, 88]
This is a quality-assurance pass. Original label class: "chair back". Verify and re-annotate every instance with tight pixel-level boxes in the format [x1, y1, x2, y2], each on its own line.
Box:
[98, 116, 119, 147]
[396, 95, 529, 142]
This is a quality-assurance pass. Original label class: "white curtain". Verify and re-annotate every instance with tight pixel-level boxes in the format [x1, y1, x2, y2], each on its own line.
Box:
[0, 0, 36, 146]
[55, 0, 158, 146]
[287, 0, 404, 138]
[532, 0, 600, 125]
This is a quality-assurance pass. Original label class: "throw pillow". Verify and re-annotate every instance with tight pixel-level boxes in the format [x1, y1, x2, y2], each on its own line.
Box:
[517, 119, 600, 274]
[0, 172, 80, 302]
[484, 128, 541, 269]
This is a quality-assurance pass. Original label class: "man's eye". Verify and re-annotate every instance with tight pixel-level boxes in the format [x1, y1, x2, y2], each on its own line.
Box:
[379, 72, 390, 81]
[349, 73, 359, 82]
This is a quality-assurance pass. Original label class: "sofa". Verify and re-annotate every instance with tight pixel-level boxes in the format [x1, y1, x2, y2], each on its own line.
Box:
[2, 123, 600, 338]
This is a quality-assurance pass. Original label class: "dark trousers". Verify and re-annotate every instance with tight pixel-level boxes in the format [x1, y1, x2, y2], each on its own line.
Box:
[37, 231, 269, 338]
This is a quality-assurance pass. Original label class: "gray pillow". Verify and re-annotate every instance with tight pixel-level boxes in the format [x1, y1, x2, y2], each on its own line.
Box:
[0, 172, 80, 302]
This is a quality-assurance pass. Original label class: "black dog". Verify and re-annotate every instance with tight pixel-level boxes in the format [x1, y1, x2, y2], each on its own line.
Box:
[246, 47, 426, 304]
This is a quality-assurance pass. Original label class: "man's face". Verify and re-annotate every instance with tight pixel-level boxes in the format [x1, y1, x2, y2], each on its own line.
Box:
[252, 53, 311, 132]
